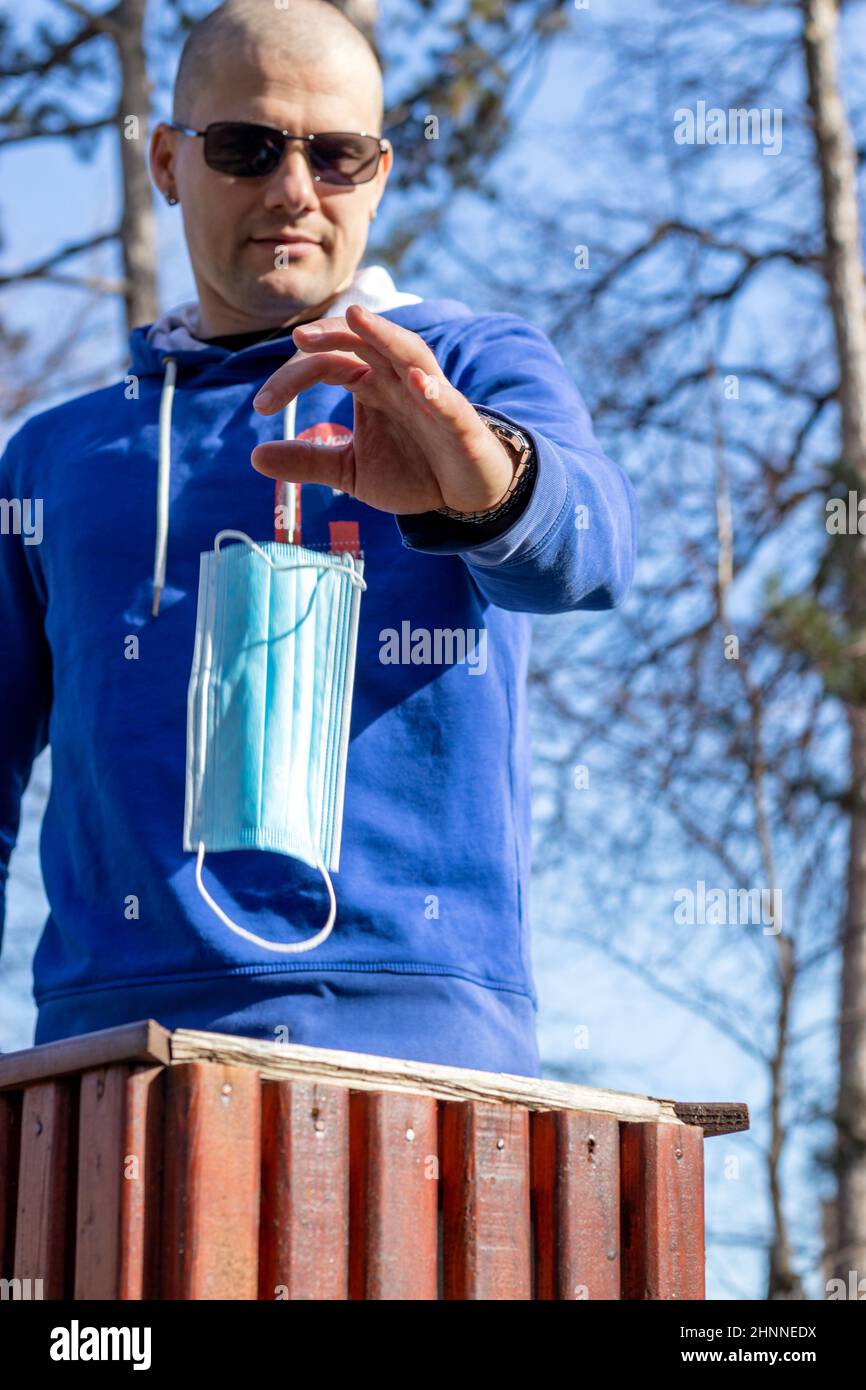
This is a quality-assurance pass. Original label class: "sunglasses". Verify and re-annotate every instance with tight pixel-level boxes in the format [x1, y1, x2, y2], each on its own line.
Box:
[168, 120, 388, 185]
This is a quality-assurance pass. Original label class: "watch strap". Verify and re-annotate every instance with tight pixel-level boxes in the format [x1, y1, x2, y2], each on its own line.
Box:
[434, 410, 536, 523]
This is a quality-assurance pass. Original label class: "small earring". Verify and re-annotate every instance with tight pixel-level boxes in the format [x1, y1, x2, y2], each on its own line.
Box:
[165, 193, 178, 206]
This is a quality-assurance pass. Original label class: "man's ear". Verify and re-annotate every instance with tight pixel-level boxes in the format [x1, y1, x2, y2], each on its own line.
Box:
[149, 121, 179, 201]
[372, 138, 393, 207]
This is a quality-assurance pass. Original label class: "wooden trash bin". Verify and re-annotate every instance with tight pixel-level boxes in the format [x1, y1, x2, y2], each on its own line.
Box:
[0, 1020, 748, 1301]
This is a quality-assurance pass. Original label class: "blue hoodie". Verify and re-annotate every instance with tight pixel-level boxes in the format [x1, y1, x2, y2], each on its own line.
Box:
[0, 266, 637, 1076]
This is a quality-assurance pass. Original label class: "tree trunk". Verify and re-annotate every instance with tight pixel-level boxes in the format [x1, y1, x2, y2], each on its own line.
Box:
[114, 0, 158, 331]
[802, 0, 866, 1288]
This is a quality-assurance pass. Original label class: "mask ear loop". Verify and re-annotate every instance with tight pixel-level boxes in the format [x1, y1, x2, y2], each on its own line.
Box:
[195, 840, 337, 953]
[213, 528, 367, 590]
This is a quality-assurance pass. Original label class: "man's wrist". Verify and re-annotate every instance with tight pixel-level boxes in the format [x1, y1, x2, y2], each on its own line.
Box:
[434, 409, 536, 524]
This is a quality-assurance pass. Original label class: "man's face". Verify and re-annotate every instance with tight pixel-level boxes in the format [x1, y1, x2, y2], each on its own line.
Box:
[151, 48, 391, 331]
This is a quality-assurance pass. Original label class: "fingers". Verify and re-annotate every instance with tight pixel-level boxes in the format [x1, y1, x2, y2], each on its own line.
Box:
[344, 303, 444, 378]
[405, 364, 468, 427]
[254, 352, 370, 414]
[251, 437, 352, 490]
[255, 308, 403, 412]
[290, 325, 397, 378]
[339, 308, 472, 435]
[294, 304, 442, 376]
[254, 306, 449, 416]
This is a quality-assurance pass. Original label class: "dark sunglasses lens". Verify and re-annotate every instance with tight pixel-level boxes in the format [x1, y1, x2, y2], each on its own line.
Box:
[204, 123, 283, 176]
[310, 133, 380, 184]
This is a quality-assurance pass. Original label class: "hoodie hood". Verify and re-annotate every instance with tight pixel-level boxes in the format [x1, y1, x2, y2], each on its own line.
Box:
[129, 263, 472, 377]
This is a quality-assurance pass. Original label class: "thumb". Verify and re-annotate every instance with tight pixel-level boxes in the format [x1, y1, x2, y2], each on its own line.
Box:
[251, 437, 352, 492]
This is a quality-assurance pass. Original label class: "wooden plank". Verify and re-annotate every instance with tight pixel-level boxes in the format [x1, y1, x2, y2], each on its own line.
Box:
[172, 1027, 746, 1132]
[349, 1091, 438, 1300]
[118, 1065, 165, 1300]
[0, 1020, 171, 1093]
[258, 1079, 349, 1301]
[0, 1091, 22, 1279]
[620, 1120, 706, 1300]
[68, 1063, 165, 1300]
[441, 1100, 531, 1300]
[671, 1101, 750, 1137]
[13, 1079, 77, 1299]
[74, 1064, 164, 1299]
[0, 1020, 747, 1130]
[74, 1065, 128, 1298]
[162, 1062, 261, 1300]
[532, 1110, 620, 1300]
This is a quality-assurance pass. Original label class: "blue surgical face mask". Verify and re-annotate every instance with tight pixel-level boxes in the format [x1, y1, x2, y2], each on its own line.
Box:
[183, 529, 366, 953]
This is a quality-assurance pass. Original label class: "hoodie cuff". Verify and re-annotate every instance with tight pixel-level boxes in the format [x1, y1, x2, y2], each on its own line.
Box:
[394, 404, 567, 560]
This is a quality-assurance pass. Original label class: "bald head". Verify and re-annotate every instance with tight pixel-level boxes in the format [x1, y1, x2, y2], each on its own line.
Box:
[173, 0, 384, 129]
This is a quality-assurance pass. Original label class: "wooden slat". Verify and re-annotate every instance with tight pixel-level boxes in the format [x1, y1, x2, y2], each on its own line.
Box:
[258, 1079, 349, 1300]
[73, 1063, 164, 1299]
[171, 1027, 747, 1130]
[0, 1091, 22, 1278]
[349, 1091, 438, 1300]
[118, 1065, 165, 1300]
[0, 1019, 171, 1093]
[162, 1062, 261, 1300]
[441, 1100, 531, 1299]
[532, 1110, 620, 1300]
[74, 1065, 128, 1298]
[620, 1120, 706, 1299]
[13, 1079, 76, 1299]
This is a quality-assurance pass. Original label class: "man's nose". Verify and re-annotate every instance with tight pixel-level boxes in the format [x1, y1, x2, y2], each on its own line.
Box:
[262, 147, 321, 210]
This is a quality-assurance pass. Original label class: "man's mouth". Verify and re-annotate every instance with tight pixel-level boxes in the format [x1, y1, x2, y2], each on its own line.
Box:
[249, 234, 322, 258]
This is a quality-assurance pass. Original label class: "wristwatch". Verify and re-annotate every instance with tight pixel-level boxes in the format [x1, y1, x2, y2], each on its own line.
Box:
[434, 408, 536, 523]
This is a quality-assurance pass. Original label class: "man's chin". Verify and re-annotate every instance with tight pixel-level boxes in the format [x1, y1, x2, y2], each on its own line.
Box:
[240, 267, 331, 317]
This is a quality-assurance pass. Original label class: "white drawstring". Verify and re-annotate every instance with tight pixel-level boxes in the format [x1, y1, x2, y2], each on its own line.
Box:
[152, 356, 177, 616]
[151, 358, 300, 616]
[282, 396, 299, 542]
[195, 840, 337, 953]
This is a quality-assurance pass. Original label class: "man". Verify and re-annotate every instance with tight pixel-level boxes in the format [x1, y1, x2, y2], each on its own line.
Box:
[0, 0, 637, 1077]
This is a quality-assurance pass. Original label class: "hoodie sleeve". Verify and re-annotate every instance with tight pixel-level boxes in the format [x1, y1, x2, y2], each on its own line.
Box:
[0, 426, 52, 949]
[394, 313, 638, 615]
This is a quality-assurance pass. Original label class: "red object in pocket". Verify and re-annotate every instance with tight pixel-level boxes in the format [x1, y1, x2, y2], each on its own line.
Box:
[328, 521, 361, 558]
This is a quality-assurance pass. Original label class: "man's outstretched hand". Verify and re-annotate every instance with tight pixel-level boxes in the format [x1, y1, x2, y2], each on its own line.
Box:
[250, 302, 514, 517]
